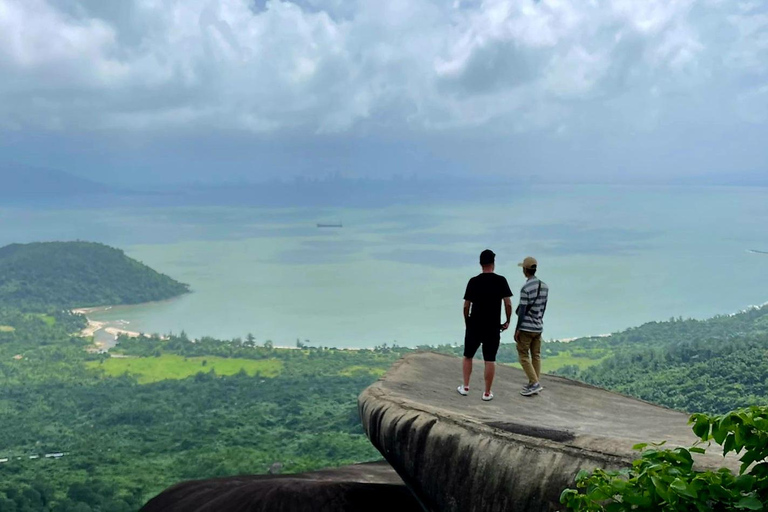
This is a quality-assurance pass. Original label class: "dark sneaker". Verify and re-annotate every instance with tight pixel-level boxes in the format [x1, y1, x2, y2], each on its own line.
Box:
[521, 382, 542, 396]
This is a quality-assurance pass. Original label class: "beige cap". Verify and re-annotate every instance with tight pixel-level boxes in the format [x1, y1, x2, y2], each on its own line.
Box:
[518, 256, 538, 269]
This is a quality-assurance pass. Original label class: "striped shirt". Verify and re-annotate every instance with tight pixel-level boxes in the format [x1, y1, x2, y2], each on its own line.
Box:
[517, 277, 549, 333]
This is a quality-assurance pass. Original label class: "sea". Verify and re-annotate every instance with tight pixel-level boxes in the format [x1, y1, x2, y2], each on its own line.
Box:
[1, 184, 766, 348]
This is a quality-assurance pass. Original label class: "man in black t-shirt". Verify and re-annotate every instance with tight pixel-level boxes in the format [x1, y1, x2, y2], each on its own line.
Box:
[458, 249, 513, 401]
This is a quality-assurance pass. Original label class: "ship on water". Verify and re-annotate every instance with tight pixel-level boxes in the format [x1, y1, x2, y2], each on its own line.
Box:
[317, 222, 343, 228]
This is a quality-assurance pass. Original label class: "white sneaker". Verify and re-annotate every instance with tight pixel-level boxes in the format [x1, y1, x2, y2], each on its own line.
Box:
[457, 385, 469, 396]
[482, 391, 494, 401]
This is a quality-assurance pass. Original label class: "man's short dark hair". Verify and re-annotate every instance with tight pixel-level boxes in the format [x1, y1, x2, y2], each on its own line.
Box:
[479, 249, 495, 266]
[526, 266, 537, 276]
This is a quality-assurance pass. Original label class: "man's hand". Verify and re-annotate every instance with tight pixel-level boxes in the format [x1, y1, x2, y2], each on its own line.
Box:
[500, 321, 510, 331]
[514, 330, 521, 343]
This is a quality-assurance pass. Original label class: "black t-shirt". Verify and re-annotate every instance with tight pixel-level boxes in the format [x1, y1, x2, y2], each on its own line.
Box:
[464, 273, 513, 332]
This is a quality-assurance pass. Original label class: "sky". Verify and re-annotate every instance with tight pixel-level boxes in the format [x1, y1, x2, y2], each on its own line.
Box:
[0, 0, 767, 185]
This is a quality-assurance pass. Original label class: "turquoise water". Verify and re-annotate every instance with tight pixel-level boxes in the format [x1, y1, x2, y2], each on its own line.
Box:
[1, 185, 766, 347]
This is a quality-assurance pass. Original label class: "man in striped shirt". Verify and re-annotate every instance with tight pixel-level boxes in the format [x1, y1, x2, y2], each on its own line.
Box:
[515, 256, 549, 397]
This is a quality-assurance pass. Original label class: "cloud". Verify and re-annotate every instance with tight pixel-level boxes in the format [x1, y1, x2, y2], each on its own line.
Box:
[0, 0, 766, 180]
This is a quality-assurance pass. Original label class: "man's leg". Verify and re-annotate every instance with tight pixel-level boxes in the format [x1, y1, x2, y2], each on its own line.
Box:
[482, 339, 500, 395]
[516, 331, 538, 384]
[484, 361, 495, 395]
[462, 332, 480, 390]
[463, 357, 473, 388]
[531, 332, 543, 380]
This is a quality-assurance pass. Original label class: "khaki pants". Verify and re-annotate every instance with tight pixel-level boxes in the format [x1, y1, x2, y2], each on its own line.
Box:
[517, 331, 542, 384]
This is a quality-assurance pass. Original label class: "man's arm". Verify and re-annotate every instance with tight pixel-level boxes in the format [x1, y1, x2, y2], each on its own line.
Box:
[515, 304, 529, 332]
[514, 288, 529, 342]
[463, 300, 471, 325]
[501, 297, 512, 330]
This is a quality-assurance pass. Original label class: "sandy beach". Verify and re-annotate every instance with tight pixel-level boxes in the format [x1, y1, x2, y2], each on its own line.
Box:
[73, 307, 152, 352]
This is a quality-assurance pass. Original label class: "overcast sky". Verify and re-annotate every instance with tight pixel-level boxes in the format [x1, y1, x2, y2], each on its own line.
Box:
[0, 0, 766, 185]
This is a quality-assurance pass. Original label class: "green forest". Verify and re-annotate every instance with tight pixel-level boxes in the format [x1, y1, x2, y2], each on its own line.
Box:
[0, 310, 405, 511]
[548, 307, 768, 414]
[0, 242, 189, 311]
[1, 241, 767, 510]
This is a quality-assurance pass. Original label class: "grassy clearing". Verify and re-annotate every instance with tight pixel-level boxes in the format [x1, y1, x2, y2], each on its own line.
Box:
[34, 314, 56, 326]
[338, 365, 386, 377]
[508, 350, 609, 374]
[87, 354, 283, 384]
[0, 325, 15, 332]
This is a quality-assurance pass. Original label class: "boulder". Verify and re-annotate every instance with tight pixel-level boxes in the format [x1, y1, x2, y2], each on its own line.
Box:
[359, 352, 738, 512]
[140, 461, 423, 512]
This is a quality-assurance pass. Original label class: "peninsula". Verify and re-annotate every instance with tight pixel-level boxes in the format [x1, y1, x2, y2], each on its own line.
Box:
[0, 241, 189, 312]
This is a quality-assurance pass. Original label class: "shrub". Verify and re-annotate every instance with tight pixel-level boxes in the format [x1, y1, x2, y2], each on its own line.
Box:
[561, 406, 768, 511]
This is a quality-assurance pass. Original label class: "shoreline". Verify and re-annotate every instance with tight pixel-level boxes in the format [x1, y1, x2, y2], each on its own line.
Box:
[73, 307, 153, 352]
[72, 300, 768, 353]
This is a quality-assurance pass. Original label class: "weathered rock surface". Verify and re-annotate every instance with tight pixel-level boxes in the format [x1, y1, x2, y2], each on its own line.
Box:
[140, 461, 423, 512]
[359, 352, 739, 512]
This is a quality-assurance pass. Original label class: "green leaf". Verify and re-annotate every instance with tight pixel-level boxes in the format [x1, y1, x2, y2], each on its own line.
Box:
[689, 447, 706, 454]
[633, 443, 649, 451]
[713, 426, 728, 445]
[692, 416, 711, 439]
[651, 475, 671, 502]
[720, 415, 734, 431]
[623, 492, 653, 507]
[559, 488, 578, 504]
[670, 477, 698, 498]
[736, 496, 763, 510]
[734, 427, 745, 452]
[748, 462, 768, 479]
[708, 483, 734, 500]
[739, 451, 761, 475]
[673, 448, 694, 466]
[610, 479, 628, 491]
[734, 474, 757, 492]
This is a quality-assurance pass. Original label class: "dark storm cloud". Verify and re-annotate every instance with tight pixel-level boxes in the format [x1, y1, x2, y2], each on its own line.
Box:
[0, 0, 767, 185]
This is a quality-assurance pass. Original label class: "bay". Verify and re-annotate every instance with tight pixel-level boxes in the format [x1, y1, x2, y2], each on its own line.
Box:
[1, 184, 766, 348]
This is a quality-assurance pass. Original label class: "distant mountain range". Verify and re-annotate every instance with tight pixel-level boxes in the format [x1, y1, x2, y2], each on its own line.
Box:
[2, 162, 766, 209]
[0, 164, 113, 203]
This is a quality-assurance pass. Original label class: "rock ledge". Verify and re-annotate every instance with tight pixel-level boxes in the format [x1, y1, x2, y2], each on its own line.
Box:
[359, 352, 737, 512]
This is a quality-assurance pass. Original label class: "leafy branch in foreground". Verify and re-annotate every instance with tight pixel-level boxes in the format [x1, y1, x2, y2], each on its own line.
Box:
[561, 406, 768, 511]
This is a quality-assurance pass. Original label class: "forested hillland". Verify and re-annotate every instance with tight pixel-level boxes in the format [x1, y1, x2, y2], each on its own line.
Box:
[556, 304, 768, 414]
[0, 239, 766, 510]
[0, 241, 189, 311]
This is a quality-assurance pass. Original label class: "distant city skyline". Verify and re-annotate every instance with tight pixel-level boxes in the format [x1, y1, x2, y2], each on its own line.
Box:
[0, 0, 766, 185]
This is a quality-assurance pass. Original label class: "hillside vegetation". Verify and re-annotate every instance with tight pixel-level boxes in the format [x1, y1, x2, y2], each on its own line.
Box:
[2, 302, 768, 510]
[549, 306, 768, 414]
[0, 239, 767, 510]
[0, 313, 399, 511]
[0, 242, 189, 311]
